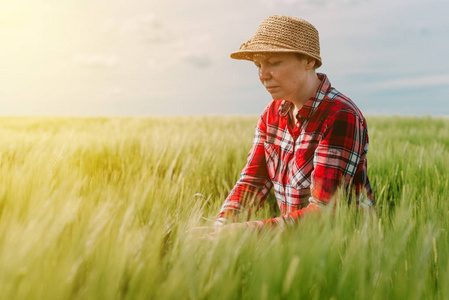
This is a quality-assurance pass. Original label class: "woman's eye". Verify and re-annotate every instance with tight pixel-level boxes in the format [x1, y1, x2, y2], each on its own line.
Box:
[269, 61, 281, 66]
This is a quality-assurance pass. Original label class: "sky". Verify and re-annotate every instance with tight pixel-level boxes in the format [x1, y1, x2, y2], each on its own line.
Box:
[1, 0, 448, 116]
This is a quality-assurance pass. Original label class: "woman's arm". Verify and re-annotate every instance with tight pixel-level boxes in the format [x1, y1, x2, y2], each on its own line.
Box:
[215, 104, 274, 224]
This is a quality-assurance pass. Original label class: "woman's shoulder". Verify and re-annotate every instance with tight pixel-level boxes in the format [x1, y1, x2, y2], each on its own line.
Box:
[322, 88, 367, 129]
[260, 100, 286, 121]
[256, 100, 288, 132]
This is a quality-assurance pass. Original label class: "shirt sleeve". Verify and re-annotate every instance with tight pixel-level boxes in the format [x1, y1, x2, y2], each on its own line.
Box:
[310, 109, 370, 206]
[242, 109, 370, 229]
[215, 105, 273, 223]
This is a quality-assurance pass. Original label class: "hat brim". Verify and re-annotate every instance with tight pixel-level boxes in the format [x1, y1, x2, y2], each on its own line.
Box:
[230, 47, 322, 68]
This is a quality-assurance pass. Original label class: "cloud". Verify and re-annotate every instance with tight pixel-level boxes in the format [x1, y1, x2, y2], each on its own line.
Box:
[73, 54, 119, 68]
[102, 15, 174, 44]
[180, 53, 212, 68]
[376, 74, 449, 90]
[145, 32, 214, 69]
[259, 0, 369, 9]
[147, 51, 212, 69]
[102, 15, 214, 69]
[175, 34, 214, 68]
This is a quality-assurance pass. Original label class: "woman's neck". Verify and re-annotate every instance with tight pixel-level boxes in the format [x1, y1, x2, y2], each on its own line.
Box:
[291, 72, 321, 110]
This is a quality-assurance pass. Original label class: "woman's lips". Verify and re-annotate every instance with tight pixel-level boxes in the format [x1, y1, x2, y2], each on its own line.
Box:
[266, 86, 279, 92]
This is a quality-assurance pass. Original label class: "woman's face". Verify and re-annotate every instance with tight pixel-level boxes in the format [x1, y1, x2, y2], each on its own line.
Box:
[253, 53, 312, 103]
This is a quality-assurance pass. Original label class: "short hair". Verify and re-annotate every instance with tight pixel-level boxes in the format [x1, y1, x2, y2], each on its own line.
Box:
[295, 53, 319, 70]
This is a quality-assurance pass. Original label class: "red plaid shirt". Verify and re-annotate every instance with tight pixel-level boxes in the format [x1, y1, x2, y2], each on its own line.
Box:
[216, 73, 373, 228]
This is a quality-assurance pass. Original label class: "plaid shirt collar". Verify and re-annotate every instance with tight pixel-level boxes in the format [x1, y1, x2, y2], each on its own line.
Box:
[278, 73, 331, 121]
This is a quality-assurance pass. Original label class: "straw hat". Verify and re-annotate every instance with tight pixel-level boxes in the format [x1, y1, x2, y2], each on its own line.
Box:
[230, 15, 322, 68]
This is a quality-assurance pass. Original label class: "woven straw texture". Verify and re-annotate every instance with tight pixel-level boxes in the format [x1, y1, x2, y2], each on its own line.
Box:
[230, 15, 322, 67]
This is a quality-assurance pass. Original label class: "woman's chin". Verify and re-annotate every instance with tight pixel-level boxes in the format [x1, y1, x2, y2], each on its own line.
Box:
[269, 92, 286, 101]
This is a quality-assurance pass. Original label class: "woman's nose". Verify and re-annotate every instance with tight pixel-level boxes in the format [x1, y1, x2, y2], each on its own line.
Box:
[258, 66, 271, 81]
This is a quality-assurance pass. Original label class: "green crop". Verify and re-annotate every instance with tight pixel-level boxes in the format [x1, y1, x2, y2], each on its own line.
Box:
[0, 116, 447, 299]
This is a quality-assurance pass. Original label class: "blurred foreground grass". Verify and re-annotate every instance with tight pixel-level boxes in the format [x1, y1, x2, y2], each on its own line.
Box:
[0, 116, 448, 299]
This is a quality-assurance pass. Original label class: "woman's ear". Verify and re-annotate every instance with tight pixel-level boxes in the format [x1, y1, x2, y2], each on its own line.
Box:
[305, 58, 316, 70]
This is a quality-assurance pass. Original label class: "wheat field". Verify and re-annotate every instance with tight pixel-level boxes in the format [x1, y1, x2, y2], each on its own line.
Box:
[0, 116, 448, 299]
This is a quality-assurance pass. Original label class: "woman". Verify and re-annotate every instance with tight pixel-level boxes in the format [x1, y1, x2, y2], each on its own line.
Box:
[198, 15, 374, 235]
